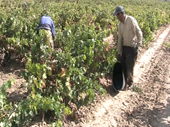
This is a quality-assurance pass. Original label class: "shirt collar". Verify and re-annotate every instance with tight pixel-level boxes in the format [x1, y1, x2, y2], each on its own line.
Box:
[124, 15, 128, 24]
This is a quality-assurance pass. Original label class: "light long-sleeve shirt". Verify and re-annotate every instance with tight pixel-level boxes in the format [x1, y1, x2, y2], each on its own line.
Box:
[38, 15, 56, 39]
[117, 15, 143, 54]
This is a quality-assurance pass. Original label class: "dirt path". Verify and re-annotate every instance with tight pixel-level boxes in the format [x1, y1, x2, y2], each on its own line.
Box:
[66, 25, 170, 127]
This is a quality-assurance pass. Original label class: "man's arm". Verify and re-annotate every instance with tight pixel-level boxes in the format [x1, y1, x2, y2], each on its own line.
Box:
[133, 19, 143, 48]
[117, 24, 123, 55]
[51, 20, 56, 39]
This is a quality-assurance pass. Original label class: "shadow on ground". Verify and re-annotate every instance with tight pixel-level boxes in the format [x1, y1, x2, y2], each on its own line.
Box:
[0, 59, 24, 76]
[102, 82, 119, 97]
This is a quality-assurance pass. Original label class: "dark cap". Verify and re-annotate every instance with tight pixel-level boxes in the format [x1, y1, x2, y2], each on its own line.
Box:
[113, 6, 125, 16]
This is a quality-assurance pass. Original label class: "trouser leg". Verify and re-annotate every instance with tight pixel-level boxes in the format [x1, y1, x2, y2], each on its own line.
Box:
[46, 30, 54, 50]
[122, 46, 137, 86]
[39, 29, 54, 50]
[122, 52, 127, 84]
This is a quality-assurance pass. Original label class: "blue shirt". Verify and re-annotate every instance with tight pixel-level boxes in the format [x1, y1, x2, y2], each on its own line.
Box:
[38, 15, 56, 39]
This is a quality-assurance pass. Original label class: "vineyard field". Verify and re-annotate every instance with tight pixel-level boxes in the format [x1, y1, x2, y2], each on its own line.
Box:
[0, 0, 170, 126]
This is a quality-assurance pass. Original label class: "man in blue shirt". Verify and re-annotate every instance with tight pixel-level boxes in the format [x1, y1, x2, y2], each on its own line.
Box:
[37, 15, 56, 50]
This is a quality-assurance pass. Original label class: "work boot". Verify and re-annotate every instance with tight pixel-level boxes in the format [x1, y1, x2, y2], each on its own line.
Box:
[123, 83, 133, 91]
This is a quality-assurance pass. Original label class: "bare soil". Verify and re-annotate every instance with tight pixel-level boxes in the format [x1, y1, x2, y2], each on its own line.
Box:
[1, 25, 170, 127]
[0, 59, 27, 102]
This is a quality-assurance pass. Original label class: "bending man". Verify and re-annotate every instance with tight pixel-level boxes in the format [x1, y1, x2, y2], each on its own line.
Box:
[37, 13, 55, 50]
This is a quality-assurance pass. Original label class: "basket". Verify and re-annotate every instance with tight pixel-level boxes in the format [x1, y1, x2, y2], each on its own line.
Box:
[112, 62, 125, 91]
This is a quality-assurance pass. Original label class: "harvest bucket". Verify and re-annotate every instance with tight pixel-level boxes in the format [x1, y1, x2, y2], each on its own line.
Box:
[112, 62, 125, 91]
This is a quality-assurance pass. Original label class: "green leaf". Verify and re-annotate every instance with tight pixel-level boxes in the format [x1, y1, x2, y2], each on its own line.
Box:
[65, 107, 71, 115]
[57, 120, 62, 127]
[42, 73, 47, 79]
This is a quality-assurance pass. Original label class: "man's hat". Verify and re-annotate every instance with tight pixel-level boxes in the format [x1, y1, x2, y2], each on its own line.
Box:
[113, 6, 125, 16]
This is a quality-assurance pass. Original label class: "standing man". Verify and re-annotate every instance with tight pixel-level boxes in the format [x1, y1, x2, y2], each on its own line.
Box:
[37, 13, 56, 50]
[113, 6, 143, 89]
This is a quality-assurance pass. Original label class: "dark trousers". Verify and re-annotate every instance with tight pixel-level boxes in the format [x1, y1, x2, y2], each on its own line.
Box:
[122, 46, 138, 86]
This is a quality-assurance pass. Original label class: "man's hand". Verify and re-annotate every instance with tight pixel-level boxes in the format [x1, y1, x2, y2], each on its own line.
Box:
[116, 53, 122, 63]
[136, 42, 142, 54]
